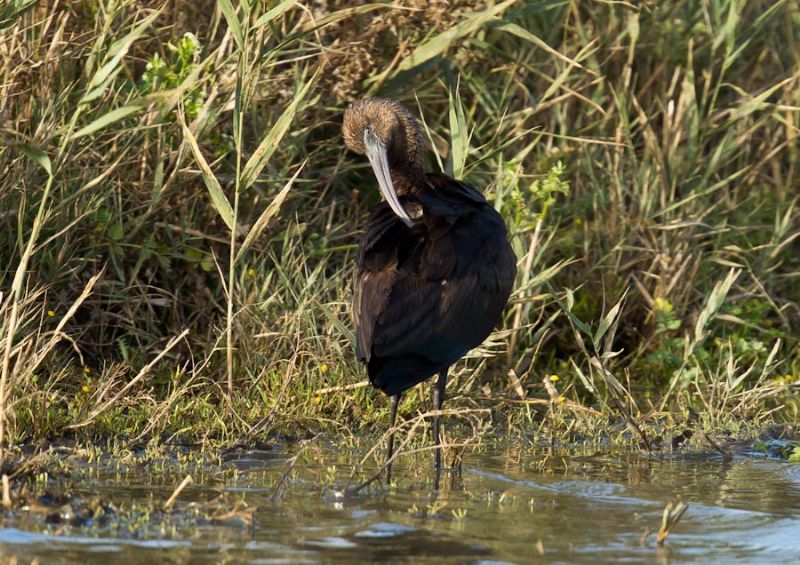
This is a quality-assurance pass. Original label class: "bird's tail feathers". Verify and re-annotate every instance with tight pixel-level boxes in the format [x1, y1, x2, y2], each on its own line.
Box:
[368, 354, 447, 396]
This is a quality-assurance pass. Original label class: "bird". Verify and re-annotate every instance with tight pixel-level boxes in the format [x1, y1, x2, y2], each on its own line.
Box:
[343, 98, 516, 484]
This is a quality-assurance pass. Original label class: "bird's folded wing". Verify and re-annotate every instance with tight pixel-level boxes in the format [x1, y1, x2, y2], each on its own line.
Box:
[356, 218, 490, 366]
[425, 173, 486, 206]
[355, 179, 508, 366]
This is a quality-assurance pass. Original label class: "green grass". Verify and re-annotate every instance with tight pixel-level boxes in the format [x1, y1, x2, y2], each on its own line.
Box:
[0, 0, 798, 456]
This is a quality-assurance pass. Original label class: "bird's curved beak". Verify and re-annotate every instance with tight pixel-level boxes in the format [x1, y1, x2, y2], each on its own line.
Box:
[363, 128, 413, 227]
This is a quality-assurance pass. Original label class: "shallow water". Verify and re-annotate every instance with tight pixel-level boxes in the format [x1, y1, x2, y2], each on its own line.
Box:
[1, 442, 799, 563]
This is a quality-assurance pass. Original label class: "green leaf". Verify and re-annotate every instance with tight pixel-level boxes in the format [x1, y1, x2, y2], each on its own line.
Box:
[414, 92, 445, 173]
[571, 358, 596, 395]
[447, 87, 468, 179]
[693, 269, 740, 344]
[200, 255, 215, 272]
[523, 259, 571, 291]
[81, 8, 162, 104]
[593, 290, 628, 351]
[9, 141, 52, 176]
[240, 0, 251, 18]
[71, 104, 143, 139]
[565, 288, 575, 310]
[236, 160, 305, 263]
[254, 0, 295, 28]
[0, 0, 36, 31]
[181, 122, 235, 230]
[108, 223, 124, 241]
[728, 76, 795, 123]
[240, 70, 317, 189]
[550, 285, 593, 338]
[492, 21, 596, 76]
[219, 0, 244, 50]
[80, 66, 124, 104]
[311, 3, 393, 28]
[395, 0, 519, 73]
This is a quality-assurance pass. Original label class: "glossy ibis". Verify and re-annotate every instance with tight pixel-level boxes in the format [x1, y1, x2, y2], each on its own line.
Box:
[343, 98, 516, 483]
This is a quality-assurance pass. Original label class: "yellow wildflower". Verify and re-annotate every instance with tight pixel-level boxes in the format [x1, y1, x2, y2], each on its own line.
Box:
[313, 396, 322, 405]
[320, 363, 329, 374]
[556, 395, 566, 404]
[47, 310, 55, 318]
[81, 384, 91, 393]
[549, 374, 559, 382]
[83, 367, 91, 375]
[247, 268, 256, 278]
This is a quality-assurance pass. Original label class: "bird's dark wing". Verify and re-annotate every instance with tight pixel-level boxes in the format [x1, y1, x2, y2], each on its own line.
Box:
[354, 202, 423, 361]
[425, 172, 486, 205]
[355, 177, 515, 395]
[418, 172, 487, 221]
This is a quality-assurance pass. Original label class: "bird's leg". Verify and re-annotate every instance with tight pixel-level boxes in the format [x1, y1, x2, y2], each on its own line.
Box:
[385, 393, 401, 483]
[432, 368, 448, 487]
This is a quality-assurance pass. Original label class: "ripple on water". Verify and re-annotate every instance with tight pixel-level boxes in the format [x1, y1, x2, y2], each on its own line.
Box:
[2, 446, 800, 563]
[353, 521, 417, 538]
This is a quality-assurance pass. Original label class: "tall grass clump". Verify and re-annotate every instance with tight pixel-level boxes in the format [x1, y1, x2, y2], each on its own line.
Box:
[0, 0, 798, 455]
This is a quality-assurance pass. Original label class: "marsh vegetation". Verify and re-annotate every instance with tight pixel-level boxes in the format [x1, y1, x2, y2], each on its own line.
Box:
[0, 0, 799, 527]
[2, 0, 800, 560]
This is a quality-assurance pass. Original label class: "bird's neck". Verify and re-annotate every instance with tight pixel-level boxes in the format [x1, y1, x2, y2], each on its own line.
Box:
[389, 165, 425, 196]
[388, 111, 426, 196]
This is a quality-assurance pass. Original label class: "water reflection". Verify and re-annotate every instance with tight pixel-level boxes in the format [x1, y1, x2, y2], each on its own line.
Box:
[0, 443, 799, 563]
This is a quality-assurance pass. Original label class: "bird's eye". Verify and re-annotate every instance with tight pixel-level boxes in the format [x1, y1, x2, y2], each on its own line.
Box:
[365, 125, 372, 135]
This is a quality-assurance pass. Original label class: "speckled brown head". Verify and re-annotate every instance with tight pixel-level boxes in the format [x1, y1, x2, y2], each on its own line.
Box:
[343, 98, 427, 226]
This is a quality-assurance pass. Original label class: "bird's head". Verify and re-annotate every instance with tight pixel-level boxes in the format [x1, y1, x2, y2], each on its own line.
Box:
[342, 98, 401, 156]
[343, 98, 425, 227]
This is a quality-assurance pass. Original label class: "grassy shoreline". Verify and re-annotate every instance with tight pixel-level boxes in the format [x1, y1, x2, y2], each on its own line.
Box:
[0, 0, 798, 455]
